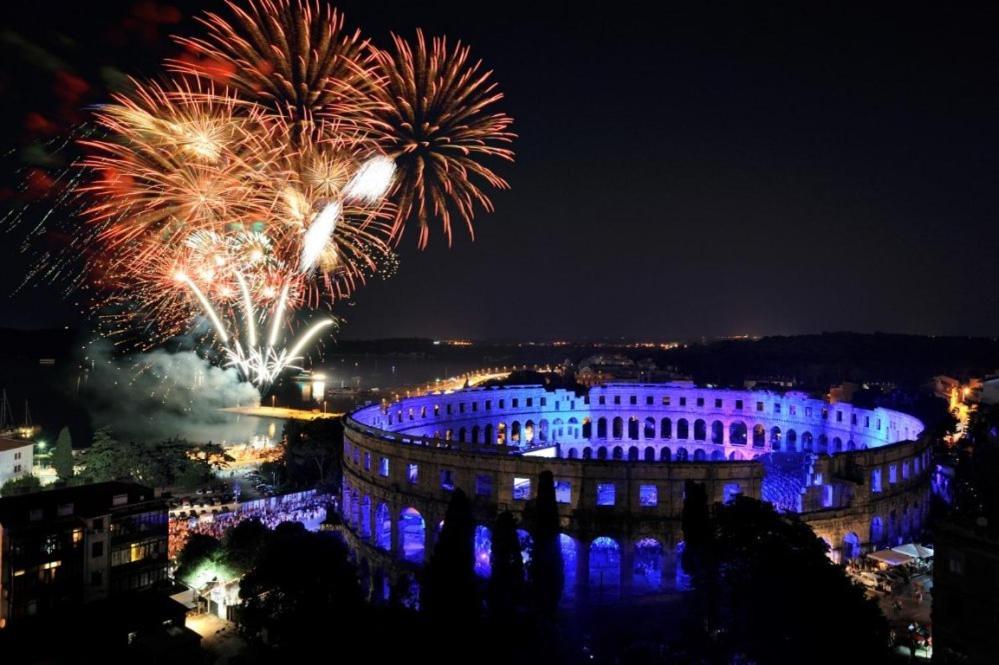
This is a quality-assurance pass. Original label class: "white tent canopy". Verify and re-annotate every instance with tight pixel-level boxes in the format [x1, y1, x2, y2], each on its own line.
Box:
[866, 549, 914, 566]
[891, 543, 934, 559]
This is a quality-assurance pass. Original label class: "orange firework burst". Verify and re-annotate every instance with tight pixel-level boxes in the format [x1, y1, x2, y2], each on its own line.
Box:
[371, 30, 516, 247]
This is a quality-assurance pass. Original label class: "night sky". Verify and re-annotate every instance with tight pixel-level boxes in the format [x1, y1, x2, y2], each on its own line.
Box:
[1, 1, 997, 341]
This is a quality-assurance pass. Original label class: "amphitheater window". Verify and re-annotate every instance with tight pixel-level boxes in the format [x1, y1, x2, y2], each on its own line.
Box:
[640, 485, 658, 506]
[836, 410, 843, 422]
[555, 481, 572, 504]
[735, 399, 743, 410]
[513, 477, 531, 501]
[756, 401, 764, 412]
[679, 397, 687, 406]
[729, 422, 748, 445]
[805, 407, 812, 417]
[584, 396, 591, 405]
[526, 397, 533, 407]
[512, 398, 519, 408]
[485, 400, 492, 411]
[499, 399, 505, 408]
[555, 402, 560, 411]
[660, 417, 672, 439]
[822, 408, 829, 420]
[540, 397, 547, 406]
[715, 398, 723, 408]
[596, 483, 616, 506]
[902, 460, 910, 480]
[476, 474, 493, 497]
[851, 413, 857, 425]
[379, 457, 390, 477]
[446, 404, 452, 415]
[888, 464, 898, 484]
[571, 400, 576, 410]
[877, 418, 882, 430]
[407, 463, 418, 484]
[599, 396, 606, 405]
[646, 395, 654, 405]
[773, 403, 781, 415]
[723, 483, 741, 504]
[353, 448, 360, 465]
[789, 405, 796, 416]
[871, 468, 882, 493]
[614, 396, 621, 405]
[459, 402, 466, 413]
[630, 395, 637, 405]
[662, 396, 671, 406]
[364, 452, 371, 471]
[695, 397, 703, 407]
[472, 402, 478, 412]
[441, 469, 455, 491]
[864, 416, 870, 427]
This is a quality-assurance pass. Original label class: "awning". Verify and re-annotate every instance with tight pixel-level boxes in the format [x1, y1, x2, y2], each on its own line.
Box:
[866, 549, 915, 566]
[169, 588, 199, 611]
[891, 543, 934, 559]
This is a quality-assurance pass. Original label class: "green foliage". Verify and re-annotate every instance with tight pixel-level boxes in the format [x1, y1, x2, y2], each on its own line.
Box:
[52, 426, 74, 481]
[174, 533, 226, 588]
[0, 474, 42, 497]
[78, 427, 232, 490]
[269, 419, 342, 491]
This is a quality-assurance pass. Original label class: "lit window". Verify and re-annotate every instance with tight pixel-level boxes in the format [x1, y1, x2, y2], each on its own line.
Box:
[555, 480, 572, 504]
[723, 483, 741, 504]
[639, 485, 658, 506]
[476, 474, 493, 497]
[364, 452, 371, 471]
[871, 468, 882, 493]
[440, 469, 455, 491]
[379, 457, 390, 477]
[596, 483, 616, 506]
[513, 477, 531, 501]
[407, 463, 418, 484]
[888, 464, 898, 484]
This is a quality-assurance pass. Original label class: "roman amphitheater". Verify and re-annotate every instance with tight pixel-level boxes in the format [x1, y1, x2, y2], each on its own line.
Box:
[340, 382, 930, 603]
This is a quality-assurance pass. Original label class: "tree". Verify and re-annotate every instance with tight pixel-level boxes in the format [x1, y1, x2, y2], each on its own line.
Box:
[527, 470, 563, 617]
[222, 518, 271, 575]
[52, 426, 74, 482]
[174, 533, 225, 588]
[487, 511, 525, 620]
[0, 474, 42, 497]
[280, 419, 342, 489]
[687, 495, 890, 664]
[422, 489, 478, 624]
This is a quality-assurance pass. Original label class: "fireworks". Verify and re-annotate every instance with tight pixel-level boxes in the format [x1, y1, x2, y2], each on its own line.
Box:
[20, 0, 514, 387]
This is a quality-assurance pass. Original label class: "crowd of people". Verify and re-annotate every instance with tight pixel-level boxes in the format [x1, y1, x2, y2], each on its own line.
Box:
[168, 490, 332, 558]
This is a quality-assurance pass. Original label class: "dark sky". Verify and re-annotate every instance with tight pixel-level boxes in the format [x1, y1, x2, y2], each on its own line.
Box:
[1, 1, 997, 340]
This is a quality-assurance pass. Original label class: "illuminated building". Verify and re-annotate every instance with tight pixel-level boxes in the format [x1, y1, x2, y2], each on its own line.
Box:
[0, 438, 33, 489]
[341, 383, 930, 603]
[0, 481, 168, 628]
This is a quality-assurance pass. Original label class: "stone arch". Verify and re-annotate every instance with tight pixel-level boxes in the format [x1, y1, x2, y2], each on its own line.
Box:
[660, 417, 672, 439]
[597, 446, 608, 460]
[693, 448, 707, 461]
[471, 425, 480, 444]
[359, 496, 371, 539]
[399, 507, 425, 563]
[817, 434, 828, 453]
[511, 420, 522, 444]
[560, 534, 577, 600]
[553, 418, 564, 439]
[729, 451, 743, 461]
[644, 417, 656, 439]
[843, 532, 861, 560]
[474, 525, 492, 578]
[770, 426, 782, 450]
[458, 427, 466, 443]
[583, 447, 593, 459]
[694, 419, 707, 441]
[589, 537, 621, 598]
[612, 445, 624, 460]
[675, 447, 689, 462]
[484, 424, 494, 445]
[597, 417, 608, 439]
[612, 416, 624, 439]
[801, 431, 814, 451]
[633, 538, 664, 593]
[832, 436, 842, 452]
[628, 446, 640, 461]
[582, 417, 593, 439]
[711, 420, 724, 444]
[538, 419, 549, 442]
[677, 418, 690, 439]
[568, 417, 580, 439]
[524, 420, 535, 444]
[568, 448, 578, 459]
[786, 429, 797, 451]
[375, 503, 391, 550]
[628, 417, 640, 440]
[870, 516, 884, 546]
[729, 421, 748, 445]
[644, 446, 655, 461]
[752, 424, 766, 447]
[710, 449, 725, 461]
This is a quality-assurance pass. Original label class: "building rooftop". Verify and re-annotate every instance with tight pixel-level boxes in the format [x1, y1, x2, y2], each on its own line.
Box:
[0, 437, 33, 453]
[0, 481, 158, 528]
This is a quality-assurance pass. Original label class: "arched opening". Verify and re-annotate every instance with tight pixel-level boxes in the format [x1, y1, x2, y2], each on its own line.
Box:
[583, 447, 593, 459]
[524, 420, 535, 444]
[359, 496, 371, 539]
[843, 532, 861, 560]
[628, 446, 639, 461]
[471, 425, 480, 444]
[660, 447, 672, 461]
[560, 534, 577, 599]
[511, 421, 522, 444]
[538, 419, 549, 442]
[589, 537, 621, 598]
[568, 417, 579, 439]
[676, 541, 692, 590]
[693, 448, 707, 461]
[644, 417, 656, 439]
[801, 431, 814, 451]
[711, 449, 725, 461]
[458, 427, 466, 443]
[633, 538, 663, 593]
[675, 447, 688, 462]
[770, 426, 782, 450]
[612, 417, 624, 439]
[612, 446, 624, 460]
[474, 525, 492, 578]
[518, 529, 533, 568]
[597, 446, 608, 460]
[582, 418, 593, 439]
[729, 421, 747, 445]
[644, 446, 655, 461]
[628, 417, 640, 440]
[568, 448, 578, 459]
[496, 422, 507, 445]
[752, 424, 766, 447]
[786, 429, 797, 451]
[553, 418, 564, 439]
[597, 417, 608, 439]
[729, 451, 743, 461]
[694, 419, 707, 441]
[711, 420, 724, 444]
[832, 436, 842, 452]
[677, 418, 689, 439]
[399, 508, 425, 563]
[870, 516, 884, 546]
[375, 503, 391, 550]
[660, 417, 672, 439]
[817, 434, 828, 453]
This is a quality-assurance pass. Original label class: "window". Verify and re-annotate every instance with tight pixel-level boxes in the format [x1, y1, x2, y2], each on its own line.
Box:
[599, 396, 606, 405]
[113, 494, 129, 507]
[639, 485, 658, 506]
[512, 398, 519, 408]
[440, 469, 455, 491]
[363, 452, 371, 471]
[596, 483, 616, 506]
[715, 398, 722, 408]
[888, 464, 898, 484]
[485, 400, 492, 411]
[499, 399, 505, 408]
[697, 397, 704, 407]
[352, 448, 360, 465]
[723, 483, 742, 504]
[472, 402, 478, 412]
[513, 477, 531, 501]
[526, 397, 533, 407]
[735, 400, 743, 410]
[614, 396, 621, 405]
[789, 405, 797, 416]
[407, 463, 419, 484]
[679, 397, 687, 406]
[662, 396, 671, 406]
[836, 411, 843, 422]
[773, 403, 781, 415]
[646, 396, 654, 405]
[379, 457, 390, 477]
[460, 402, 466, 413]
[630, 395, 637, 405]
[476, 474, 493, 497]
[92, 542, 104, 558]
[871, 468, 882, 493]
[555, 480, 572, 503]
[540, 397, 547, 406]
[756, 401, 764, 412]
